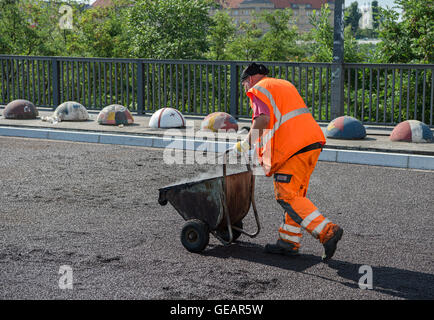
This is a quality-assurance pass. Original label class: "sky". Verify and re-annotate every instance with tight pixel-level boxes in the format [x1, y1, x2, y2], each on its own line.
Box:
[346, 0, 397, 8]
[346, 0, 402, 16]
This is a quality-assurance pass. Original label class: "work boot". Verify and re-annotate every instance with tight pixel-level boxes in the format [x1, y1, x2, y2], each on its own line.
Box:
[321, 225, 343, 262]
[264, 239, 299, 256]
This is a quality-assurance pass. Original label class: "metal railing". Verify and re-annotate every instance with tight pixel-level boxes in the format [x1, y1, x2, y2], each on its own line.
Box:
[0, 55, 433, 126]
[344, 63, 433, 126]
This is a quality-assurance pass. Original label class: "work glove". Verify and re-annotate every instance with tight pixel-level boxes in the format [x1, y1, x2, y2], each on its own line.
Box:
[232, 139, 250, 156]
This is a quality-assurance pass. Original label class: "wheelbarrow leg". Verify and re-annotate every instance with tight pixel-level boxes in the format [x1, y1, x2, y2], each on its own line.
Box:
[211, 155, 234, 245]
[213, 149, 261, 246]
[212, 150, 234, 245]
[232, 171, 261, 238]
[210, 207, 234, 245]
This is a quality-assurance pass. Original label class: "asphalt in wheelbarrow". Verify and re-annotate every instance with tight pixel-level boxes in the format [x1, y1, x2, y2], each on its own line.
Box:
[158, 169, 253, 231]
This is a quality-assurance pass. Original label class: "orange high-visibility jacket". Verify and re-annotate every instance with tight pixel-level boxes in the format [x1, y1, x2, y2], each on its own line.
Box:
[247, 77, 325, 176]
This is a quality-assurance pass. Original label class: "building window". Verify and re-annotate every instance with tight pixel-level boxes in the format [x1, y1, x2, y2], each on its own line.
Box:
[291, 4, 298, 9]
[306, 4, 312, 9]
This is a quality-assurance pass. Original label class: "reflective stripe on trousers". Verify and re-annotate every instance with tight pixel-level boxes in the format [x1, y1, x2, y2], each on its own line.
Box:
[273, 149, 334, 244]
[279, 221, 302, 246]
[300, 210, 331, 239]
[280, 232, 301, 244]
[278, 200, 332, 241]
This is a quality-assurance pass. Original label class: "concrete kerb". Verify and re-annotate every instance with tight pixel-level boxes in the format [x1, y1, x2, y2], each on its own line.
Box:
[0, 125, 433, 170]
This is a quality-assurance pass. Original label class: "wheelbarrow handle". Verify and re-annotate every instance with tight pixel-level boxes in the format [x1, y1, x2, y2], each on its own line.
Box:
[222, 149, 252, 179]
[220, 149, 232, 245]
[216, 149, 259, 246]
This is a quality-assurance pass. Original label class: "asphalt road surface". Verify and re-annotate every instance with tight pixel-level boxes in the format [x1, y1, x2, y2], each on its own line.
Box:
[0, 136, 433, 300]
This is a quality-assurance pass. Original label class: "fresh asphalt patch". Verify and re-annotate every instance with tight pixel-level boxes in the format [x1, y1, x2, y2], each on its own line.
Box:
[0, 136, 433, 300]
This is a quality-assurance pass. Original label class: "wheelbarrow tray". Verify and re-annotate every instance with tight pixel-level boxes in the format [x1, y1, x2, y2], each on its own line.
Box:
[158, 170, 252, 231]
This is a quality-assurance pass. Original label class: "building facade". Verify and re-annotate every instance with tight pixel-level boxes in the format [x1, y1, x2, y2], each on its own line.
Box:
[359, 2, 373, 30]
[212, 0, 335, 33]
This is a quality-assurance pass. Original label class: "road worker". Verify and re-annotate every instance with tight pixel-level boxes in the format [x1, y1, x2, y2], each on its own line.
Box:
[233, 62, 343, 262]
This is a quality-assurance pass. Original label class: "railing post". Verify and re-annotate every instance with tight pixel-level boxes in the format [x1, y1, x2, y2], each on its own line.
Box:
[52, 58, 60, 109]
[330, 0, 345, 120]
[229, 62, 238, 118]
[136, 60, 144, 114]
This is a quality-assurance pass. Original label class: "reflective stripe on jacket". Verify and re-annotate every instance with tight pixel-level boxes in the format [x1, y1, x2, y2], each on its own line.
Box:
[246, 77, 325, 176]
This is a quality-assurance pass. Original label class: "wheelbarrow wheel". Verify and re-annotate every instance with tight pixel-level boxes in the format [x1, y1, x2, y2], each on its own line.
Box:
[216, 220, 243, 242]
[180, 219, 209, 253]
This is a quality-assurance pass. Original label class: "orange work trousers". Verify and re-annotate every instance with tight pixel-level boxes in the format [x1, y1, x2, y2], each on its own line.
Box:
[273, 148, 336, 249]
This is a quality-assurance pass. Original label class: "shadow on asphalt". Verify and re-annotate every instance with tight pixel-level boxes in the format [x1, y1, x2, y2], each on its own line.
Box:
[204, 241, 323, 272]
[204, 241, 434, 300]
[326, 260, 434, 300]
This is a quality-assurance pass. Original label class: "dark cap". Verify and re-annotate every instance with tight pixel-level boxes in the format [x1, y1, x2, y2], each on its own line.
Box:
[241, 63, 269, 83]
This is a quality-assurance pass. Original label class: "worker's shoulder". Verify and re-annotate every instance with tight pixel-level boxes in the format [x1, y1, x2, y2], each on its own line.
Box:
[261, 77, 295, 89]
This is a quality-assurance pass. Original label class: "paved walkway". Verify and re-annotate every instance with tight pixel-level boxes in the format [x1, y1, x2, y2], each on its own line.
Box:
[1, 108, 433, 170]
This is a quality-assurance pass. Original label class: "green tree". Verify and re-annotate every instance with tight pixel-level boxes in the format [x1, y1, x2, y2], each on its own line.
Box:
[371, 0, 380, 31]
[0, 0, 62, 55]
[225, 20, 263, 61]
[344, 1, 362, 36]
[206, 10, 236, 60]
[127, 0, 213, 59]
[257, 8, 300, 61]
[306, 4, 333, 62]
[225, 8, 301, 62]
[343, 25, 366, 63]
[376, 0, 434, 63]
[306, 4, 365, 63]
[51, 1, 87, 56]
[0, 0, 26, 54]
[74, 0, 132, 58]
[0, 0, 100, 56]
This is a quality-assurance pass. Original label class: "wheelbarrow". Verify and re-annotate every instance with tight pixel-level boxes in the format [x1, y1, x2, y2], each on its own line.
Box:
[158, 150, 261, 253]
